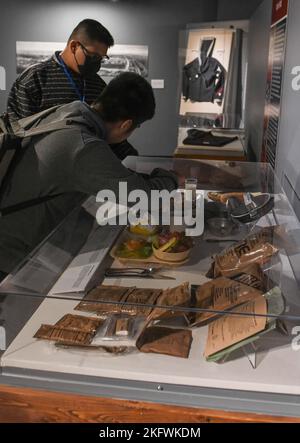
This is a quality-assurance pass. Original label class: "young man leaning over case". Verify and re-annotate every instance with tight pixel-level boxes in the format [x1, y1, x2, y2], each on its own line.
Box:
[0, 73, 179, 279]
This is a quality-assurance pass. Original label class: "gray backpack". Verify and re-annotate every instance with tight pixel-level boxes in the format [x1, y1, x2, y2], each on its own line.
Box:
[0, 106, 73, 217]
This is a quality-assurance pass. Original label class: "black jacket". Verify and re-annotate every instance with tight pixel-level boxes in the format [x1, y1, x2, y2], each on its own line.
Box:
[182, 56, 226, 103]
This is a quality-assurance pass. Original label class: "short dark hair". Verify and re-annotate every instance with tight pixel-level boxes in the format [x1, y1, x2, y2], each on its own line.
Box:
[93, 73, 156, 126]
[68, 19, 114, 47]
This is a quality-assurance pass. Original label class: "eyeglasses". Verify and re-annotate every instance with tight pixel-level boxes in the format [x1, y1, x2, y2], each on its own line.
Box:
[79, 42, 110, 63]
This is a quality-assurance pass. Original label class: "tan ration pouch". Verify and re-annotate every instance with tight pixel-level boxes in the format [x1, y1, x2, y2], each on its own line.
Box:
[136, 326, 193, 358]
[207, 226, 281, 278]
[55, 314, 103, 333]
[34, 324, 93, 345]
[75, 285, 134, 315]
[226, 263, 268, 292]
[148, 282, 191, 321]
[119, 288, 162, 316]
[191, 277, 263, 327]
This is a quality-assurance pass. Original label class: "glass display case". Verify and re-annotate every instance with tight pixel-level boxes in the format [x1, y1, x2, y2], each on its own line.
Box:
[176, 24, 249, 160]
[0, 159, 300, 419]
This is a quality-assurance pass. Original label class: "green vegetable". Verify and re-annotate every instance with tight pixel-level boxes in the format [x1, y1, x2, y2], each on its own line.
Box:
[116, 242, 152, 259]
[140, 245, 153, 258]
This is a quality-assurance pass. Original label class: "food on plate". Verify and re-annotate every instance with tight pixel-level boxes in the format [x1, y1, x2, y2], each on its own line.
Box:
[129, 224, 158, 236]
[114, 229, 194, 263]
[152, 230, 194, 253]
[116, 238, 153, 259]
[152, 230, 194, 262]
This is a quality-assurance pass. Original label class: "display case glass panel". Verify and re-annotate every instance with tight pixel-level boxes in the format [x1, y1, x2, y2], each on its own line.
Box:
[0, 160, 300, 398]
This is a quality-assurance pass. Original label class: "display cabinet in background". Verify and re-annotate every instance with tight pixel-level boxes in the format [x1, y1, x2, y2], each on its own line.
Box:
[175, 22, 249, 161]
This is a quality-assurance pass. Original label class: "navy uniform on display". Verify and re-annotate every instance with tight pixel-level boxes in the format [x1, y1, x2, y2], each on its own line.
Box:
[182, 38, 226, 104]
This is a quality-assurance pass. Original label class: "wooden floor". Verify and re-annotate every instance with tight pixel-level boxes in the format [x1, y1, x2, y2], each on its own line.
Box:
[0, 385, 299, 423]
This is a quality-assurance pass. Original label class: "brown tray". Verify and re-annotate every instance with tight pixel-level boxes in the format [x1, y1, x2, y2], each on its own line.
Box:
[110, 230, 190, 267]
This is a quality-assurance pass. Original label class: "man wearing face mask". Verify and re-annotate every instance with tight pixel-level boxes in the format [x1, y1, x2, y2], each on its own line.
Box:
[7, 19, 113, 121]
[7, 19, 139, 159]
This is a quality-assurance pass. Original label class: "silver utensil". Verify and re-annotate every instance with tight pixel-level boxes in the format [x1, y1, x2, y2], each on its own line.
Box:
[106, 274, 176, 280]
[104, 267, 176, 280]
[205, 239, 239, 243]
[105, 267, 162, 275]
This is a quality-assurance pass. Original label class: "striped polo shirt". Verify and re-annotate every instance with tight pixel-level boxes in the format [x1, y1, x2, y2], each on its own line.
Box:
[7, 51, 106, 121]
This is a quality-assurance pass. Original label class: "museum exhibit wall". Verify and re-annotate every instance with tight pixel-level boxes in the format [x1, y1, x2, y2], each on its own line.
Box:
[217, 0, 264, 21]
[245, 0, 272, 161]
[0, 0, 270, 157]
[274, 0, 300, 221]
[0, 0, 218, 156]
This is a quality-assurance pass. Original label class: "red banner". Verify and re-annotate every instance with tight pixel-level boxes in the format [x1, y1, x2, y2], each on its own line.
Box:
[272, 0, 289, 25]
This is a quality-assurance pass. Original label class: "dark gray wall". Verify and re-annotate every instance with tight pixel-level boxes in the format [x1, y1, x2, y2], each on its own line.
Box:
[275, 0, 300, 220]
[217, 0, 264, 20]
[245, 0, 272, 161]
[0, 0, 218, 156]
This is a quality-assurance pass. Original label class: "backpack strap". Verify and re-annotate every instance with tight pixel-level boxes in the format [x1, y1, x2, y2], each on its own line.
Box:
[10, 105, 62, 133]
[9, 104, 76, 140]
[14, 118, 74, 139]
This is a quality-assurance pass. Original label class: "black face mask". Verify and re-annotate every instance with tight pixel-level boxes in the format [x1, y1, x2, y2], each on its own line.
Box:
[76, 54, 102, 77]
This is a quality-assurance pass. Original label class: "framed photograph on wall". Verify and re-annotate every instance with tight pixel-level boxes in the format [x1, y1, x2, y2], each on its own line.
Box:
[16, 41, 65, 74]
[16, 41, 149, 78]
[101, 45, 148, 77]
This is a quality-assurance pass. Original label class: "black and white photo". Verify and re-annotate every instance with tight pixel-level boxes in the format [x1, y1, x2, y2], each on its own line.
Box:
[16, 41, 148, 78]
[101, 44, 148, 77]
[16, 41, 64, 74]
